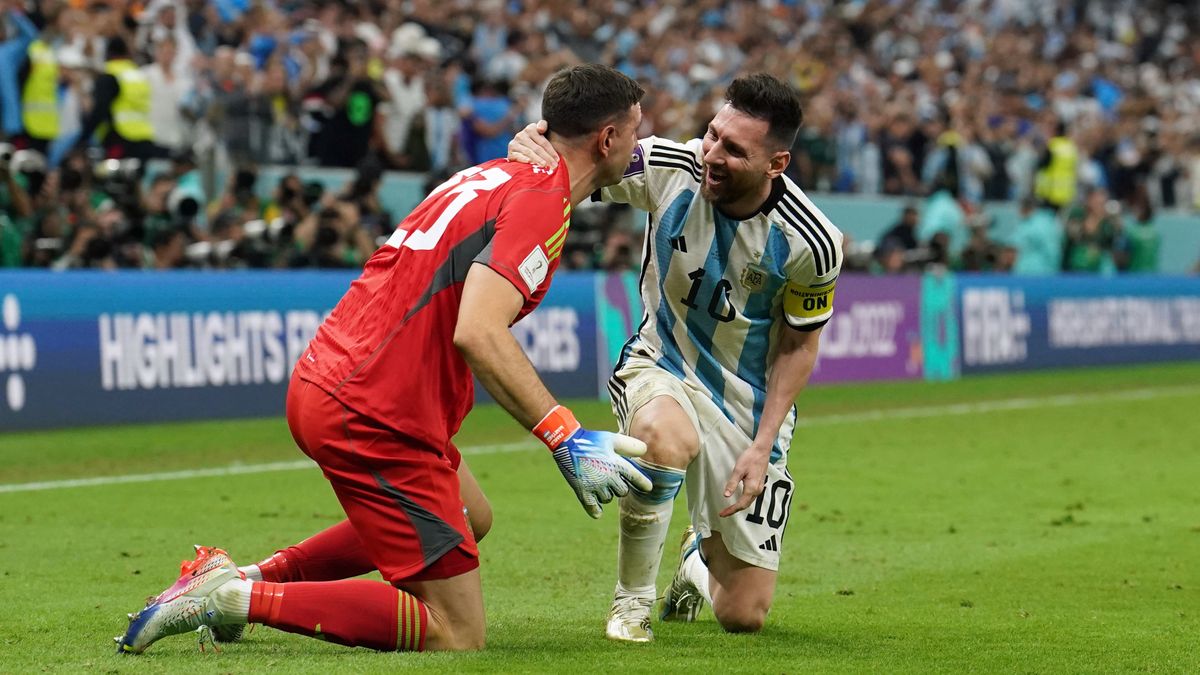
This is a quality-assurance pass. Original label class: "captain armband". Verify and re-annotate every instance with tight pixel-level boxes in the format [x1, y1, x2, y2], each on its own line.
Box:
[782, 278, 836, 330]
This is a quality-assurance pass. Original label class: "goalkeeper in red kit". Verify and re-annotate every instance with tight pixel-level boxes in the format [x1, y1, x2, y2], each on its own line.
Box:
[116, 64, 650, 654]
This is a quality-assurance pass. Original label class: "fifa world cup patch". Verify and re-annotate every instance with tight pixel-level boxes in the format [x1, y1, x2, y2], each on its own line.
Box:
[784, 282, 835, 319]
[740, 263, 768, 292]
[519, 246, 550, 292]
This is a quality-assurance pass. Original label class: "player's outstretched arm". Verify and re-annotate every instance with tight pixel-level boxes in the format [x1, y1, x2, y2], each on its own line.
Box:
[720, 325, 822, 518]
[507, 121, 559, 169]
[455, 263, 652, 518]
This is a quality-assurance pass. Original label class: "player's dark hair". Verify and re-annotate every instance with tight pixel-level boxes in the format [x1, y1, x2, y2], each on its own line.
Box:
[725, 73, 803, 150]
[542, 64, 644, 139]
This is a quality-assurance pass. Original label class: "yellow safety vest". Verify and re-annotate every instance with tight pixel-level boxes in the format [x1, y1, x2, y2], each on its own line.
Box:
[1034, 136, 1078, 207]
[104, 59, 154, 142]
[21, 40, 59, 140]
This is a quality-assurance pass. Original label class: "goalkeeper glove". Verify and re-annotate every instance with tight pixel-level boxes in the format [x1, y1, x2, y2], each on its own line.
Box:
[533, 405, 652, 518]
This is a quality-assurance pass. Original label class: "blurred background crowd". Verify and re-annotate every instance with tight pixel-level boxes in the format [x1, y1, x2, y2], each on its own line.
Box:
[0, 0, 1197, 273]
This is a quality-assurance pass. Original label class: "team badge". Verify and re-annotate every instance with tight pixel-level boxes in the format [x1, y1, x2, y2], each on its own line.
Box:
[740, 263, 767, 292]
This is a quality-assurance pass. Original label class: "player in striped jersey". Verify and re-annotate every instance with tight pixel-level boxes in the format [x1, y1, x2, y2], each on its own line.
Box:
[509, 73, 843, 641]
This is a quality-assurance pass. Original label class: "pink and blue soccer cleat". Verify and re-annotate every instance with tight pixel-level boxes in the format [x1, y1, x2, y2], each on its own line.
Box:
[115, 545, 246, 654]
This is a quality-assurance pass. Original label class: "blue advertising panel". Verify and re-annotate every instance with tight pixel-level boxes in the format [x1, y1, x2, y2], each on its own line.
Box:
[0, 270, 600, 432]
[957, 275, 1200, 374]
[502, 271, 599, 403]
[0, 271, 353, 431]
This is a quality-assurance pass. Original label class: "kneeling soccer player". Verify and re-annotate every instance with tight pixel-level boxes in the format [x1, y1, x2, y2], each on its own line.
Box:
[115, 64, 650, 654]
[507, 73, 843, 641]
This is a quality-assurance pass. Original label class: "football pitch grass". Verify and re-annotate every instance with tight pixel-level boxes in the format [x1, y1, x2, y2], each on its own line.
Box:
[1, 362, 1198, 674]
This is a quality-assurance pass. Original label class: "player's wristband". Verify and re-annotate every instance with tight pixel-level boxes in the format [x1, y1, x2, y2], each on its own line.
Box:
[533, 405, 581, 450]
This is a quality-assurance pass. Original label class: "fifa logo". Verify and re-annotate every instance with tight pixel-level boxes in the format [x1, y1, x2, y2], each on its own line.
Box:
[0, 294, 36, 412]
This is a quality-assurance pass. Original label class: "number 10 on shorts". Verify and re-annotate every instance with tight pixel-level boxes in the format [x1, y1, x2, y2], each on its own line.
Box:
[745, 475, 793, 529]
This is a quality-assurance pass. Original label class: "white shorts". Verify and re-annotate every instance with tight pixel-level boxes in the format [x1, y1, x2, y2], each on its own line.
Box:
[609, 355, 796, 571]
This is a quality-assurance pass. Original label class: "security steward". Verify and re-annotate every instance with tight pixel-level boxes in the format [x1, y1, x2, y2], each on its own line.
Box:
[1034, 118, 1078, 212]
[73, 36, 161, 160]
[18, 36, 60, 154]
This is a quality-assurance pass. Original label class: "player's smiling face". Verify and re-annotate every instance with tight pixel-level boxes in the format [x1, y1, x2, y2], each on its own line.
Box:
[700, 105, 781, 211]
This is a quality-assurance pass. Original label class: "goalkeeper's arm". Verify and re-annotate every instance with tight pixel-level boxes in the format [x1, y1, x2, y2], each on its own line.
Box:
[454, 263, 651, 517]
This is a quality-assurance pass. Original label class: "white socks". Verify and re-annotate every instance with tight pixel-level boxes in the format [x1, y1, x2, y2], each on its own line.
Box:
[680, 547, 713, 605]
[211, 577, 253, 622]
[239, 564, 263, 582]
[616, 492, 674, 599]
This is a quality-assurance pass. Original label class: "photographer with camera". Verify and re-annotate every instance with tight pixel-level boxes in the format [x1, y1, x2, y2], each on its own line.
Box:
[287, 192, 374, 269]
[336, 158, 390, 240]
[263, 173, 310, 226]
[0, 144, 32, 266]
[0, 141, 49, 266]
[139, 173, 178, 247]
[210, 165, 261, 222]
[50, 197, 140, 271]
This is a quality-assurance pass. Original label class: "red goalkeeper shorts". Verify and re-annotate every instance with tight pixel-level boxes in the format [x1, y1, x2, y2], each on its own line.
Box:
[285, 371, 479, 584]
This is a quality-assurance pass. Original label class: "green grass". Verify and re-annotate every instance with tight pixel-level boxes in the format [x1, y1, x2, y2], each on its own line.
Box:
[1, 362, 1199, 673]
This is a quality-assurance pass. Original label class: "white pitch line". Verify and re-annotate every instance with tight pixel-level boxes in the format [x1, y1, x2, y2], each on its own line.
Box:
[0, 441, 540, 495]
[1, 385, 1197, 495]
[0, 460, 319, 494]
[793, 384, 1200, 426]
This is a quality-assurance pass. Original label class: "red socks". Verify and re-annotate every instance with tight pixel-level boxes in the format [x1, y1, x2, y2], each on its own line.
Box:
[249, 521, 428, 650]
[256, 520, 375, 583]
[249, 580, 427, 651]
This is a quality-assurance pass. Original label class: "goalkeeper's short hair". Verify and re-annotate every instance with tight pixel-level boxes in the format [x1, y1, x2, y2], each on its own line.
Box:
[541, 64, 644, 140]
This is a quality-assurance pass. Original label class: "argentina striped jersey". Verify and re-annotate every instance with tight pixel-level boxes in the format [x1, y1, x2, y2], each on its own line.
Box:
[599, 136, 844, 451]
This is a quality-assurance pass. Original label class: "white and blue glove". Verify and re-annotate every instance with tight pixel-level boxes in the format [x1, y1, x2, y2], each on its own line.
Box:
[534, 405, 652, 518]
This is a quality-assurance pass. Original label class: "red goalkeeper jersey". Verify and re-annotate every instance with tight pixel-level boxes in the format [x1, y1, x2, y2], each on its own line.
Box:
[295, 160, 572, 457]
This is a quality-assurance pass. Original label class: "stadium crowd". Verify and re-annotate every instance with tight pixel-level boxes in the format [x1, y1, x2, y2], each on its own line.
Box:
[0, 0, 1197, 272]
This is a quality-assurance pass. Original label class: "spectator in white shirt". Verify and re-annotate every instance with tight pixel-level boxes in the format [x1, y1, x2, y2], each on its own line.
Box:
[381, 48, 427, 168]
[141, 36, 191, 152]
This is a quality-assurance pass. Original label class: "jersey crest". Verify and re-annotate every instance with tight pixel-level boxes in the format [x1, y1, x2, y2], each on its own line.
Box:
[740, 263, 768, 292]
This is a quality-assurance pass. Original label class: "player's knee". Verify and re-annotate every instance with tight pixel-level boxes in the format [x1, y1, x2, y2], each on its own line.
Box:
[714, 603, 768, 633]
[629, 417, 696, 468]
[441, 627, 485, 651]
[424, 613, 486, 651]
[468, 503, 493, 543]
[713, 588, 771, 634]
[447, 618, 486, 650]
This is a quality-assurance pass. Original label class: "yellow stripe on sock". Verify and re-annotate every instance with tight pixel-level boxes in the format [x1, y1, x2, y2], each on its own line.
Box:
[408, 593, 417, 650]
[412, 596, 421, 650]
[397, 592, 407, 650]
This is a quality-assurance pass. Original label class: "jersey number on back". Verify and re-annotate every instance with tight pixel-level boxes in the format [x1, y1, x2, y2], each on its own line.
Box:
[386, 166, 513, 251]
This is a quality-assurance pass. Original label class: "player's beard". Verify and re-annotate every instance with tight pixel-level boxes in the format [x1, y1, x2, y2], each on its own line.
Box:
[700, 166, 753, 206]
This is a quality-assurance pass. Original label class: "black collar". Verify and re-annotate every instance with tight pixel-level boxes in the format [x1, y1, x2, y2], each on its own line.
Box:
[757, 175, 787, 217]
